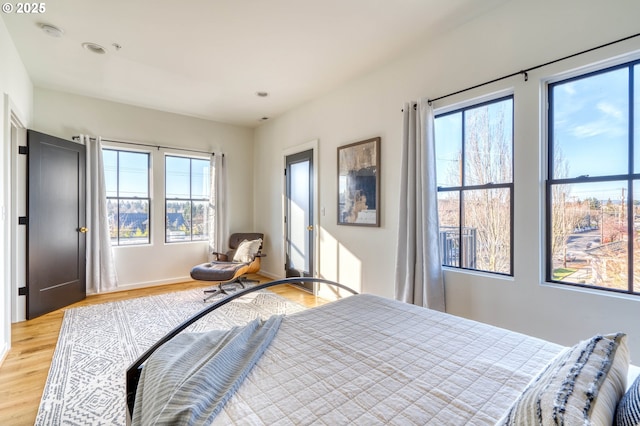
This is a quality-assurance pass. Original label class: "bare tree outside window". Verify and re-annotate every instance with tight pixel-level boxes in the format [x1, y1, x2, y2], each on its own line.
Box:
[435, 96, 513, 275]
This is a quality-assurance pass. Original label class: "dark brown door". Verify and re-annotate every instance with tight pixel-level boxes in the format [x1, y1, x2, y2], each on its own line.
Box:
[27, 130, 86, 319]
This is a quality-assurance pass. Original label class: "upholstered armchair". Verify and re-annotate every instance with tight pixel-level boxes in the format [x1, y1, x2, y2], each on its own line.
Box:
[190, 233, 265, 301]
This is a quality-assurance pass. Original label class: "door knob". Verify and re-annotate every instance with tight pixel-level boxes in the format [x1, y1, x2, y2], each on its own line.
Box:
[307, 225, 314, 231]
[79, 227, 88, 233]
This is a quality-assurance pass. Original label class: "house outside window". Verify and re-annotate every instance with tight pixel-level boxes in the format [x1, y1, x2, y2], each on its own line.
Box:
[547, 60, 640, 295]
[165, 155, 210, 243]
[434, 95, 514, 275]
[103, 149, 151, 246]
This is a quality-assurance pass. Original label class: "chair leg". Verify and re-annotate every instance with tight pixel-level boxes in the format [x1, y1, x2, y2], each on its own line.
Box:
[203, 283, 227, 302]
[235, 275, 260, 288]
[240, 276, 259, 284]
[223, 275, 258, 289]
[226, 276, 246, 289]
[202, 276, 252, 302]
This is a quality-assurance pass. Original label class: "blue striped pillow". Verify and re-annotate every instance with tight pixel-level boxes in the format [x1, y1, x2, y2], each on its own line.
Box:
[617, 374, 640, 426]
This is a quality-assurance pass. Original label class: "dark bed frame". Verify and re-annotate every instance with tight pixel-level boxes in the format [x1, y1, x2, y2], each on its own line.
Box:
[125, 277, 358, 421]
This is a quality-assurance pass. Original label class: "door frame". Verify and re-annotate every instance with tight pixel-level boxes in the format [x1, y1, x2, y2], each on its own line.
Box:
[3, 94, 26, 358]
[8, 103, 27, 323]
[282, 140, 319, 289]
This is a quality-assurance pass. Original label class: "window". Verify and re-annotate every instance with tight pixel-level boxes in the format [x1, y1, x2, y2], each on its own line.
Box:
[434, 96, 514, 275]
[103, 149, 151, 245]
[547, 60, 640, 295]
[165, 156, 210, 243]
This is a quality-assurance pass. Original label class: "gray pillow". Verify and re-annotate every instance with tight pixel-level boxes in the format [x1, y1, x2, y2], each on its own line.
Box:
[617, 373, 640, 426]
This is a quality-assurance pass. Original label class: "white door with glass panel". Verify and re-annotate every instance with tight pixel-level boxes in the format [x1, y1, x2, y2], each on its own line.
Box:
[285, 149, 314, 292]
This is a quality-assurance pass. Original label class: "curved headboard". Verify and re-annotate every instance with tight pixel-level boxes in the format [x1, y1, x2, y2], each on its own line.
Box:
[125, 277, 358, 419]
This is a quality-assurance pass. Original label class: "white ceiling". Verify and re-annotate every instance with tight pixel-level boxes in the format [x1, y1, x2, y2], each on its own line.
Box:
[2, 0, 507, 128]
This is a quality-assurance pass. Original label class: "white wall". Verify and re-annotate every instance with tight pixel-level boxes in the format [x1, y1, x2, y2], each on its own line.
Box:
[33, 88, 254, 293]
[0, 16, 33, 361]
[254, 0, 640, 358]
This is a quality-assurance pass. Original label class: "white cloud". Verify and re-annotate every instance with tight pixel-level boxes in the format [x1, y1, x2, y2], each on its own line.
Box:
[571, 118, 625, 139]
[572, 123, 606, 138]
[596, 101, 623, 120]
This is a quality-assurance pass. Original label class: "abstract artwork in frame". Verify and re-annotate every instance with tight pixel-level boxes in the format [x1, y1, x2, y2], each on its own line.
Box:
[337, 137, 380, 226]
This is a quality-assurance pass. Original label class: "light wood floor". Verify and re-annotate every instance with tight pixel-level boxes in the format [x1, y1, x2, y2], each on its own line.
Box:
[0, 275, 325, 425]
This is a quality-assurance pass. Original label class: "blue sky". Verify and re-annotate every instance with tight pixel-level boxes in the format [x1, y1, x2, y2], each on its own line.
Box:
[104, 150, 148, 198]
[552, 64, 638, 203]
[104, 151, 210, 200]
[552, 66, 629, 178]
[435, 63, 638, 204]
[165, 156, 209, 199]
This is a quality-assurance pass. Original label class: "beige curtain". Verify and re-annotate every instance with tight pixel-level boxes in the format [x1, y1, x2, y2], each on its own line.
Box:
[394, 99, 445, 311]
[208, 153, 228, 260]
[84, 135, 118, 293]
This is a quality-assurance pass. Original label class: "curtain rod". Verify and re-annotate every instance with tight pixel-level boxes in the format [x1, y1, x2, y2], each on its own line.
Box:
[72, 135, 218, 156]
[411, 31, 640, 107]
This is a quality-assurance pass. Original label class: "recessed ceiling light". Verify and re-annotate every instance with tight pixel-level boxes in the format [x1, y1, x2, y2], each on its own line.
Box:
[260, 117, 269, 121]
[256, 91, 269, 98]
[39, 23, 64, 38]
[82, 42, 107, 54]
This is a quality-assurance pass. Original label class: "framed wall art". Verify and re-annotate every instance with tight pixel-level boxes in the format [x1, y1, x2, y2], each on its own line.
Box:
[337, 137, 380, 226]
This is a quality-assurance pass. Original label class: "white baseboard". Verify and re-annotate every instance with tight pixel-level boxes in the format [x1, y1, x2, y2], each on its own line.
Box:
[89, 276, 195, 295]
[89, 272, 288, 297]
[258, 270, 282, 280]
[0, 340, 9, 367]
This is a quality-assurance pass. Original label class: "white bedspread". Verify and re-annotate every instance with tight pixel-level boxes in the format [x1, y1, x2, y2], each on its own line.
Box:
[215, 294, 564, 425]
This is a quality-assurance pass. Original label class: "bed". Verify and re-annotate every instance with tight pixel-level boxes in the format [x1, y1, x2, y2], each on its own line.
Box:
[126, 278, 640, 425]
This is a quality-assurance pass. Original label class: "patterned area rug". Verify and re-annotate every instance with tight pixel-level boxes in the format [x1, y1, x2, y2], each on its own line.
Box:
[35, 287, 306, 425]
